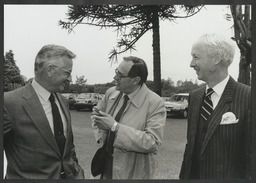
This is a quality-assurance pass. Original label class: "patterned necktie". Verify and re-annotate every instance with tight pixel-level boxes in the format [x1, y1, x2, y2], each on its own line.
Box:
[201, 88, 214, 121]
[106, 95, 129, 154]
[49, 93, 66, 155]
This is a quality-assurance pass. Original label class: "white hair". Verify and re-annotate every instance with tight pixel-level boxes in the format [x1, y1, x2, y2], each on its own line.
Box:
[197, 33, 236, 66]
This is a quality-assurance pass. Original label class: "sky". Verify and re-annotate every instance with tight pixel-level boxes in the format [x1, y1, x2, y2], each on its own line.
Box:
[4, 5, 241, 85]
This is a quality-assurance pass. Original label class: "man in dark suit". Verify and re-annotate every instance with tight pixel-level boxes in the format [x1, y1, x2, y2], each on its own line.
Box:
[4, 44, 84, 179]
[179, 33, 251, 179]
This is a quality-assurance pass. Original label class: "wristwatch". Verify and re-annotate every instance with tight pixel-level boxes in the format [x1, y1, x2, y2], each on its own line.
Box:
[111, 122, 118, 132]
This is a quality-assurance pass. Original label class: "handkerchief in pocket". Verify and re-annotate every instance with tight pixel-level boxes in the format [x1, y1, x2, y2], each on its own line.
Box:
[220, 112, 239, 125]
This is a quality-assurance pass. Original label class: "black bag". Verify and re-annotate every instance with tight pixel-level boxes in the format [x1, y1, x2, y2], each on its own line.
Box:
[91, 143, 107, 177]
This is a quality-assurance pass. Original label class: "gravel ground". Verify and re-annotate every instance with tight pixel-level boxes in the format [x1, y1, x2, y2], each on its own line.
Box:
[71, 110, 187, 179]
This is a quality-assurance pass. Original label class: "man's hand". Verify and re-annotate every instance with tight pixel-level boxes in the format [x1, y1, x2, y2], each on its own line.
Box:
[91, 110, 116, 131]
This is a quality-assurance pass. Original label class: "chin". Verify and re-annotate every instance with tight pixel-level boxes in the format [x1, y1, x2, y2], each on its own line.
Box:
[196, 73, 203, 81]
[197, 76, 202, 81]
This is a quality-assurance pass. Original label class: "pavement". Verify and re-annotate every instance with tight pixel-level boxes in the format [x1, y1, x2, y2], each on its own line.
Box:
[71, 110, 187, 179]
[3, 110, 187, 179]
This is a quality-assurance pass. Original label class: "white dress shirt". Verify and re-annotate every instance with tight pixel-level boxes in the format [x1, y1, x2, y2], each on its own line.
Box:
[31, 79, 67, 137]
[206, 75, 230, 109]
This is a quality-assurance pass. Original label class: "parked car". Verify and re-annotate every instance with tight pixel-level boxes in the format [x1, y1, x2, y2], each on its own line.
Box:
[74, 93, 102, 111]
[61, 93, 78, 109]
[164, 93, 189, 118]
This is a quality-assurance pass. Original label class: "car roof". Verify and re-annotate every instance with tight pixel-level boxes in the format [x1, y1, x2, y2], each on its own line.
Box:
[61, 93, 71, 96]
[173, 93, 189, 96]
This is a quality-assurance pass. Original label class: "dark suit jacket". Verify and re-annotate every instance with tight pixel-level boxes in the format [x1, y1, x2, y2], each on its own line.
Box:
[179, 77, 251, 179]
[4, 83, 84, 179]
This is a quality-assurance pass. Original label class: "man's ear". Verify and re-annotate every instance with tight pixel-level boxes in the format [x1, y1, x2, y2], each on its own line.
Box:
[47, 65, 54, 77]
[214, 53, 222, 65]
[133, 76, 141, 85]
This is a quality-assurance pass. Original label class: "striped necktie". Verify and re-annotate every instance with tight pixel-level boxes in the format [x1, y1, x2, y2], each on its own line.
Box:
[201, 88, 214, 121]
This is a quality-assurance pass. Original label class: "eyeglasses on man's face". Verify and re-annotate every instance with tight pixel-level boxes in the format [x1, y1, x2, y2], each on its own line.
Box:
[115, 69, 130, 80]
[52, 65, 72, 78]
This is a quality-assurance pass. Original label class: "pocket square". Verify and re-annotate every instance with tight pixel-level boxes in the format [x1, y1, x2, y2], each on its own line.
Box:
[220, 112, 239, 125]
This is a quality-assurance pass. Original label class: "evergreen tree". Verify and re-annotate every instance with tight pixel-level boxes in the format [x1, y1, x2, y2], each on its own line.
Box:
[59, 5, 203, 96]
[4, 50, 25, 91]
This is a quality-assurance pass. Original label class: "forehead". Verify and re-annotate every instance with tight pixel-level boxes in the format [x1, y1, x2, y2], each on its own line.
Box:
[51, 56, 73, 69]
[191, 42, 208, 55]
[117, 60, 134, 74]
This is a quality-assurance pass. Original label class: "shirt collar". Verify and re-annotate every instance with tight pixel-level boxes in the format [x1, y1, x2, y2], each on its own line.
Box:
[124, 85, 141, 101]
[31, 79, 51, 102]
[207, 75, 230, 97]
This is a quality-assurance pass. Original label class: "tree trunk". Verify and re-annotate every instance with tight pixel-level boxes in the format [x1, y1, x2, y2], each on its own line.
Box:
[152, 7, 162, 96]
[230, 5, 251, 85]
[238, 54, 251, 85]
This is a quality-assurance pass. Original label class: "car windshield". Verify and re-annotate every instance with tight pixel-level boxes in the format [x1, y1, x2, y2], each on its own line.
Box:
[168, 95, 188, 102]
[78, 94, 93, 99]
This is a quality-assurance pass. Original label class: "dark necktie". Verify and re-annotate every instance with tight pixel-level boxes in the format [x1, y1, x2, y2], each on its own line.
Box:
[201, 88, 214, 121]
[106, 95, 129, 154]
[49, 93, 66, 155]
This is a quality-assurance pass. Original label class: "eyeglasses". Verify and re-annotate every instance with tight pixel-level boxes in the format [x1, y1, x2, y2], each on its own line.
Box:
[115, 69, 129, 79]
[52, 65, 72, 78]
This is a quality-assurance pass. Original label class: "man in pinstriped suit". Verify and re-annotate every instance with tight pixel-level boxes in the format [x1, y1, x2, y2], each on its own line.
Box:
[179, 33, 251, 179]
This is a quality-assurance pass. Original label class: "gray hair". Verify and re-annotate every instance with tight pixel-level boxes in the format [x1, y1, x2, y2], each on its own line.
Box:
[34, 44, 76, 72]
[197, 33, 236, 66]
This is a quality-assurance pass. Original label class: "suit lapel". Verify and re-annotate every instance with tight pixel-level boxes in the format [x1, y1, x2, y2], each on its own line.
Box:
[190, 88, 205, 147]
[106, 91, 122, 116]
[200, 78, 236, 154]
[22, 84, 60, 155]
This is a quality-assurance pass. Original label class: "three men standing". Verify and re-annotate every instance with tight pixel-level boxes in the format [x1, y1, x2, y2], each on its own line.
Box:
[3, 34, 251, 180]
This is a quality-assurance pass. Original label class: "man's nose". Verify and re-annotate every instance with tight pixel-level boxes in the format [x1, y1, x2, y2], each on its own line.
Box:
[67, 75, 72, 82]
[190, 59, 195, 68]
[113, 74, 118, 80]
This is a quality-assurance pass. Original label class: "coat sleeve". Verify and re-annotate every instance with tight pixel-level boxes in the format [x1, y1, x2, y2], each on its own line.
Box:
[3, 105, 13, 145]
[114, 97, 166, 154]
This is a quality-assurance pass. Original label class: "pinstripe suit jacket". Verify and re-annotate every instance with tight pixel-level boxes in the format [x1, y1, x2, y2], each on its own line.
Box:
[179, 77, 251, 179]
[4, 83, 84, 179]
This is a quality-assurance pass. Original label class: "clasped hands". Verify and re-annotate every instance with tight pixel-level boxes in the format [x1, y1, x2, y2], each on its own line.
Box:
[91, 108, 116, 131]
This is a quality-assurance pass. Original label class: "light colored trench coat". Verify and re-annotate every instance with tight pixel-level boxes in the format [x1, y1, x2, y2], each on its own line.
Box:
[92, 84, 166, 179]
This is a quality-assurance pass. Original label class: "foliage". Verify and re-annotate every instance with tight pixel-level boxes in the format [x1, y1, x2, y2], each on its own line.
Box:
[60, 5, 202, 61]
[62, 78, 200, 97]
[161, 79, 200, 96]
[4, 50, 25, 91]
[93, 81, 115, 94]
[59, 5, 204, 96]
[66, 83, 93, 94]
[75, 75, 87, 85]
